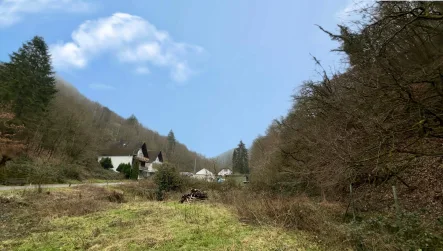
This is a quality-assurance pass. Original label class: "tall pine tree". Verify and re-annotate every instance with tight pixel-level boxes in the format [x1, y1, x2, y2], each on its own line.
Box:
[232, 140, 249, 174]
[0, 63, 11, 106]
[3, 36, 57, 124]
[167, 130, 176, 161]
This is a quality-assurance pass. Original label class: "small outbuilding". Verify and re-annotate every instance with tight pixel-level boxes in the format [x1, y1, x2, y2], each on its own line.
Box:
[194, 168, 215, 181]
[217, 168, 233, 176]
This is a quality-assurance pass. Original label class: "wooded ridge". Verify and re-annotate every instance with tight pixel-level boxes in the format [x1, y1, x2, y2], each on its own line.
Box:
[0, 36, 212, 183]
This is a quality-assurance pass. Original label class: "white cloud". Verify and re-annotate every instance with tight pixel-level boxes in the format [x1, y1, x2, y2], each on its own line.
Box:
[50, 12, 204, 82]
[0, 0, 94, 27]
[51, 42, 86, 68]
[89, 83, 115, 90]
[135, 66, 150, 75]
[171, 62, 192, 83]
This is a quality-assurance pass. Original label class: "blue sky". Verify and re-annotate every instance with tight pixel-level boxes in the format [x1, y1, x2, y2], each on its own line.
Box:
[0, 0, 363, 157]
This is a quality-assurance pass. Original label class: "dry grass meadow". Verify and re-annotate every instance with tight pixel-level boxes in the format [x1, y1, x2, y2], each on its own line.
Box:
[0, 184, 326, 251]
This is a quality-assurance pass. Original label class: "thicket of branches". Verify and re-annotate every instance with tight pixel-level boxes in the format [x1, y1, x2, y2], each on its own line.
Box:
[250, 2, 443, 206]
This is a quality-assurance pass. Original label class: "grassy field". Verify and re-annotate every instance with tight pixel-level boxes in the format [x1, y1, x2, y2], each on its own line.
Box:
[3, 181, 442, 250]
[0, 186, 324, 251]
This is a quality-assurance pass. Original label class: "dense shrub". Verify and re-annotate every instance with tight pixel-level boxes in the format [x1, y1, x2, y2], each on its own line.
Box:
[153, 163, 183, 200]
[214, 188, 443, 250]
[116, 163, 132, 179]
[0, 159, 122, 184]
[99, 157, 113, 169]
[348, 212, 443, 250]
[181, 176, 240, 192]
[119, 179, 157, 201]
[130, 159, 139, 180]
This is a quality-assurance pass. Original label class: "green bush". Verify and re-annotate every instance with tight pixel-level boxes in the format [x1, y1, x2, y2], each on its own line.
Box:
[153, 163, 182, 200]
[99, 157, 113, 169]
[0, 157, 123, 185]
[348, 212, 443, 250]
[117, 163, 132, 179]
[1, 159, 60, 186]
[181, 176, 240, 192]
[130, 160, 139, 180]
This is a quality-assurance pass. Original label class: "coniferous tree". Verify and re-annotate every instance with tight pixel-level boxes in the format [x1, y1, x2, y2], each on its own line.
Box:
[0, 64, 11, 106]
[100, 157, 114, 169]
[4, 36, 56, 123]
[167, 130, 176, 161]
[232, 140, 249, 174]
[126, 114, 138, 123]
[232, 148, 238, 172]
[117, 163, 132, 179]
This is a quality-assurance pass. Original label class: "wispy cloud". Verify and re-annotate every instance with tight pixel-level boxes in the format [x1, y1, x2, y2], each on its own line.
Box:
[89, 83, 115, 90]
[135, 66, 150, 75]
[50, 12, 204, 83]
[0, 0, 94, 27]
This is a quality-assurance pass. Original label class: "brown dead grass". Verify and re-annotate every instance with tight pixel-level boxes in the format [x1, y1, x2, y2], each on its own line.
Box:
[213, 189, 348, 247]
[31, 185, 125, 218]
[118, 179, 158, 201]
[0, 185, 125, 242]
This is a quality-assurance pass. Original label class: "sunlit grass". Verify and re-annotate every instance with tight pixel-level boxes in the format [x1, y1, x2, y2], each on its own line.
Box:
[2, 200, 322, 250]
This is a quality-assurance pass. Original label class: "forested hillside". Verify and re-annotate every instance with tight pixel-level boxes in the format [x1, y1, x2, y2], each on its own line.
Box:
[214, 148, 234, 171]
[0, 36, 211, 183]
[250, 1, 443, 217]
[53, 79, 212, 172]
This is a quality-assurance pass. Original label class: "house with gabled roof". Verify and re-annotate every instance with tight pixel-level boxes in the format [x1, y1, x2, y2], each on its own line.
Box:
[194, 168, 215, 181]
[98, 141, 163, 179]
[217, 168, 233, 177]
[135, 143, 164, 178]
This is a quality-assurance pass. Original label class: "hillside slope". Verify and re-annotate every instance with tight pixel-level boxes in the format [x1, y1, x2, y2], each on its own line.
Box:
[54, 79, 212, 172]
[214, 148, 234, 171]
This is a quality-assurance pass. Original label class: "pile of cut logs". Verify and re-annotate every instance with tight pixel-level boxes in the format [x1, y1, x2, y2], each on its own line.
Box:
[179, 188, 208, 203]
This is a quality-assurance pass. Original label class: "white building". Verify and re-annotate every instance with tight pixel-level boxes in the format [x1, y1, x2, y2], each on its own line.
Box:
[217, 168, 233, 176]
[98, 142, 163, 179]
[194, 168, 215, 181]
[135, 145, 163, 178]
[97, 156, 133, 172]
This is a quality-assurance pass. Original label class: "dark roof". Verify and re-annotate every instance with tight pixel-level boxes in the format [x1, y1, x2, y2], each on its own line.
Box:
[100, 141, 143, 156]
[146, 151, 163, 163]
[141, 143, 148, 158]
[100, 141, 163, 163]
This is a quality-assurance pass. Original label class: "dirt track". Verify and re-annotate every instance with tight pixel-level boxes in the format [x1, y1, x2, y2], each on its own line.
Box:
[0, 182, 125, 191]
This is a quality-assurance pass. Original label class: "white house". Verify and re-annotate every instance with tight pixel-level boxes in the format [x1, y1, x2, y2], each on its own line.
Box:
[135, 143, 163, 178]
[217, 168, 233, 176]
[194, 168, 215, 181]
[98, 142, 163, 179]
[97, 156, 133, 172]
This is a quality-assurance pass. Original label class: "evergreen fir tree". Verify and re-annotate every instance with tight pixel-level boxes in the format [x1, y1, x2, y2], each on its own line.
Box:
[4, 36, 56, 123]
[126, 114, 138, 125]
[232, 140, 249, 174]
[100, 157, 114, 169]
[167, 130, 176, 160]
[0, 64, 11, 106]
[232, 148, 238, 172]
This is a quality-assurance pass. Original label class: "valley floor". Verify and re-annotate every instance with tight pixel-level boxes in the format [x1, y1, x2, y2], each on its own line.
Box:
[0, 187, 325, 251]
